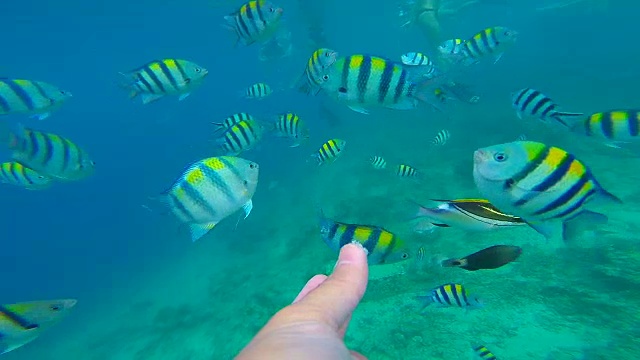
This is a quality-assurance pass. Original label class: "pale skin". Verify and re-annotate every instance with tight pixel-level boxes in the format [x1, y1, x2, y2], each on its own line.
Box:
[236, 243, 369, 360]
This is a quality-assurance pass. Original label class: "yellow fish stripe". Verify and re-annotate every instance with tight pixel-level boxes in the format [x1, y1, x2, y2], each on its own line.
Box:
[203, 157, 225, 170]
[186, 167, 205, 185]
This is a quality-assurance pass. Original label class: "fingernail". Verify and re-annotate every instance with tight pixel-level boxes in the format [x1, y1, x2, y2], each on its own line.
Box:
[333, 242, 368, 271]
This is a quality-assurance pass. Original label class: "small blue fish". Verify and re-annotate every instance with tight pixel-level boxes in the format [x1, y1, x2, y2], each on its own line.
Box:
[418, 283, 482, 309]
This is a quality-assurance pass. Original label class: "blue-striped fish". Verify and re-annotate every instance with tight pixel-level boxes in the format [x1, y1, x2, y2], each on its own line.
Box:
[273, 112, 309, 147]
[294, 48, 338, 95]
[473, 141, 621, 241]
[462, 27, 518, 64]
[161, 157, 259, 242]
[0, 79, 71, 120]
[401, 52, 438, 78]
[0, 299, 76, 355]
[243, 82, 273, 99]
[318, 54, 439, 114]
[432, 129, 450, 145]
[438, 39, 465, 58]
[512, 88, 583, 127]
[473, 344, 498, 360]
[418, 283, 482, 309]
[397, 164, 418, 177]
[223, 0, 283, 46]
[0, 162, 53, 190]
[570, 110, 640, 147]
[218, 119, 264, 155]
[214, 112, 255, 132]
[412, 198, 525, 231]
[319, 211, 410, 264]
[315, 139, 346, 165]
[6, 124, 95, 181]
[369, 155, 387, 169]
[120, 59, 208, 104]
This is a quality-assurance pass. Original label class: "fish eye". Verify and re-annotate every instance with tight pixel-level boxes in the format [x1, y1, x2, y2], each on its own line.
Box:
[195, 68, 201, 73]
[243, 180, 248, 186]
[38, 175, 45, 179]
[402, 253, 409, 259]
[338, 87, 347, 93]
[269, 7, 274, 12]
[494, 153, 508, 162]
[322, 75, 329, 81]
[50, 305, 61, 311]
[249, 163, 257, 169]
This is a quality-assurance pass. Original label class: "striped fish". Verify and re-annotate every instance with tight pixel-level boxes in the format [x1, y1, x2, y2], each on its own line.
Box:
[120, 59, 208, 104]
[473, 141, 621, 241]
[570, 110, 640, 146]
[397, 164, 418, 177]
[218, 119, 264, 155]
[244, 82, 273, 99]
[0, 162, 53, 190]
[473, 345, 498, 360]
[0, 299, 76, 355]
[412, 198, 525, 231]
[223, 0, 283, 46]
[369, 155, 387, 169]
[418, 283, 482, 308]
[438, 38, 465, 57]
[432, 129, 450, 145]
[319, 211, 410, 264]
[462, 26, 518, 64]
[273, 112, 309, 147]
[0, 79, 71, 120]
[400, 52, 431, 66]
[512, 88, 583, 127]
[6, 124, 95, 181]
[318, 54, 436, 114]
[162, 156, 259, 242]
[294, 48, 338, 95]
[213, 112, 255, 132]
[315, 139, 346, 165]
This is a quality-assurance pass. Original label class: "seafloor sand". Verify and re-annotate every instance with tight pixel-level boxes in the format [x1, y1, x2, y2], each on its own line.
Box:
[11, 99, 640, 359]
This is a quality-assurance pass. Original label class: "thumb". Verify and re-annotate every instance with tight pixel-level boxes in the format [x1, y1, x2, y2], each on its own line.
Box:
[294, 243, 369, 329]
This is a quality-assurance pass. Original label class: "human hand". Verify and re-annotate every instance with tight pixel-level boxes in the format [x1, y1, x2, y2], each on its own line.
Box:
[236, 243, 369, 360]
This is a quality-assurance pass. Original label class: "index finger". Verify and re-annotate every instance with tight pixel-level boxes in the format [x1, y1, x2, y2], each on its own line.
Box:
[294, 243, 369, 329]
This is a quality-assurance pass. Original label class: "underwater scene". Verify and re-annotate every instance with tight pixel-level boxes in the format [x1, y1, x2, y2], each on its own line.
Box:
[1, 0, 638, 358]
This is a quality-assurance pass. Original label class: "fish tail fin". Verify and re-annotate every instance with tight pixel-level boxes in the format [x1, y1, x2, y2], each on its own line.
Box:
[117, 72, 139, 99]
[212, 123, 226, 132]
[416, 295, 434, 308]
[553, 111, 584, 127]
[562, 210, 609, 243]
[222, 15, 242, 47]
[0, 122, 24, 150]
[441, 258, 466, 268]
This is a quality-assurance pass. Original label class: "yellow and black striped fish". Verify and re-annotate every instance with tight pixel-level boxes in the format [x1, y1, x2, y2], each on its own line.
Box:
[397, 164, 418, 177]
[462, 27, 518, 64]
[0, 299, 77, 355]
[163, 157, 259, 242]
[432, 129, 450, 145]
[319, 211, 410, 264]
[244, 82, 272, 99]
[473, 141, 621, 241]
[7, 125, 95, 181]
[438, 38, 465, 56]
[0, 162, 53, 190]
[295, 48, 338, 95]
[218, 119, 264, 155]
[223, 0, 283, 46]
[120, 58, 208, 104]
[315, 139, 346, 165]
[370, 155, 387, 169]
[319, 54, 435, 114]
[273, 112, 309, 147]
[472, 344, 498, 360]
[214, 112, 255, 132]
[571, 110, 640, 144]
[418, 283, 482, 308]
[0, 78, 71, 120]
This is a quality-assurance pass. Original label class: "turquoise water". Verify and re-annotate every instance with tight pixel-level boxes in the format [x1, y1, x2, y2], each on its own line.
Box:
[3, 0, 640, 359]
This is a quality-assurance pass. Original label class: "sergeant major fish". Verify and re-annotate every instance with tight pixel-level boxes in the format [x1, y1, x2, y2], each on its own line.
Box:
[272, 112, 309, 147]
[314, 138, 346, 165]
[0, 78, 72, 120]
[161, 156, 259, 242]
[217, 119, 264, 155]
[570, 109, 640, 148]
[397, 164, 418, 177]
[473, 141, 621, 241]
[294, 48, 338, 95]
[512, 88, 583, 127]
[0, 299, 77, 355]
[473, 344, 498, 360]
[370, 155, 387, 169]
[243, 82, 272, 99]
[418, 283, 482, 309]
[319, 210, 410, 265]
[120, 59, 208, 104]
[223, 0, 283, 46]
[0, 162, 53, 190]
[214, 112, 255, 132]
[5, 124, 95, 181]
[317, 54, 441, 114]
[462, 26, 518, 64]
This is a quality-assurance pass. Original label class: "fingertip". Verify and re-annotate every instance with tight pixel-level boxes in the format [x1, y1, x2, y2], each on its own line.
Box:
[334, 242, 369, 270]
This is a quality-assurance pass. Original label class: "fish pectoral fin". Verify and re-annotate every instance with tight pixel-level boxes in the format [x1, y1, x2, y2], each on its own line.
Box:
[347, 105, 369, 115]
[563, 210, 609, 243]
[189, 222, 217, 242]
[525, 220, 561, 241]
[140, 93, 164, 105]
[242, 199, 253, 219]
[178, 93, 191, 101]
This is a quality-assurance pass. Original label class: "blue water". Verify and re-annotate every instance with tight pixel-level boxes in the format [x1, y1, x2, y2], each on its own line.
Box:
[2, 0, 639, 359]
